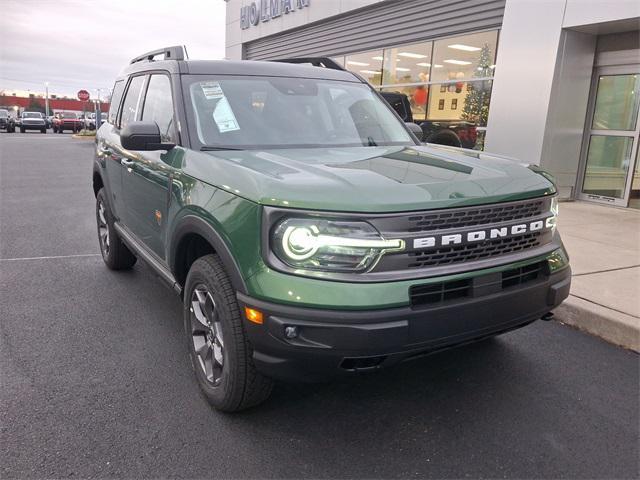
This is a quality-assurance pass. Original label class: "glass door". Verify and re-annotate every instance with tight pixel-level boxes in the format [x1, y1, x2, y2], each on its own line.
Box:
[579, 66, 640, 207]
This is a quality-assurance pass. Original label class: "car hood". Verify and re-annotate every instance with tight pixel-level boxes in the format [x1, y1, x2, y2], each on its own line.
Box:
[180, 145, 554, 213]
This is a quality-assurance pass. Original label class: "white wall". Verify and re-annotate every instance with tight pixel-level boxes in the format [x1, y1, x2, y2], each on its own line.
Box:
[563, 0, 640, 28]
[225, 0, 386, 60]
[485, 0, 639, 198]
[484, 0, 567, 166]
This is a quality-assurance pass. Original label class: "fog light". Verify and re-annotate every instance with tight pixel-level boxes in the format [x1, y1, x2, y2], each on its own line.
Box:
[284, 326, 298, 339]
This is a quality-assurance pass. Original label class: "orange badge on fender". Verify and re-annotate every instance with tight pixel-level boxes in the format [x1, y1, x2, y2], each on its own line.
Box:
[154, 210, 162, 226]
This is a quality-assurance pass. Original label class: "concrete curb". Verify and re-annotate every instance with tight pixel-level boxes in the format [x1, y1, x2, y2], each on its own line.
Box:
[71, 134, 95, 140]
[553, 295, 639, 352]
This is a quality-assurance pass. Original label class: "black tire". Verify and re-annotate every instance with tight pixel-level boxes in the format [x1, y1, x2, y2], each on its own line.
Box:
[20, 127, 25, 133]
[95, 188, 136, 270]
[41, 128, 46, 134]
[184, 254, 274, 412]
[426, 129, 462, 148]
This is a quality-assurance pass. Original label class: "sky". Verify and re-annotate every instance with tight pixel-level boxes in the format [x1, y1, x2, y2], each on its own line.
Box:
[0, 0, 227, 99]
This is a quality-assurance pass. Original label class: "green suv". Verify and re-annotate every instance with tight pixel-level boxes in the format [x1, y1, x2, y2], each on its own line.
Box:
[93, 46, 570, 412]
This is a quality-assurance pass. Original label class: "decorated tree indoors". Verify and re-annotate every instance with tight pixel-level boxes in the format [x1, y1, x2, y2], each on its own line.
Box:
[461, 43, 493, 127]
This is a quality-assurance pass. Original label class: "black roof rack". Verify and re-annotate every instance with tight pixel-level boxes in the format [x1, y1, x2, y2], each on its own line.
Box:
[130, 46, 186, 64]
[271, 57, 346, 71]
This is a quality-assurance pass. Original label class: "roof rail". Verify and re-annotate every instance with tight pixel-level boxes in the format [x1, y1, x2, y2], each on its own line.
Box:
[271, 57, 346, 71]
[130, 46, 186, 64]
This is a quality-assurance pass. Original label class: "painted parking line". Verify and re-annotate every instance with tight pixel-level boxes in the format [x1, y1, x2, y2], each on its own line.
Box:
[0, 253, 101, 262]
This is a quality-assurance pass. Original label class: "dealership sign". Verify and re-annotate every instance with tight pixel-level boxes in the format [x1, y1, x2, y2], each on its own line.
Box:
[241, 0, 309, 30]
[77, 90, 90, 101]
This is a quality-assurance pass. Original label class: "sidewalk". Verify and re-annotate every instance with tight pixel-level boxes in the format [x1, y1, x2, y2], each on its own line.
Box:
[553, 201, 640, 351]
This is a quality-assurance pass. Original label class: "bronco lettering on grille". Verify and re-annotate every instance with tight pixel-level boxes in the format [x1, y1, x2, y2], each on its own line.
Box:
[413, 220, 548, 250]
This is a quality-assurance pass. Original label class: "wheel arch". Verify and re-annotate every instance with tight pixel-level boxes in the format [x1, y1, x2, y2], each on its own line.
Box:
[170, 215, 247, 295]
[92, 168, 104, 197]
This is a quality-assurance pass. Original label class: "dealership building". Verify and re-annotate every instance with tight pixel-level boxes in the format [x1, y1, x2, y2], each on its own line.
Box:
[225, 0, 640, 208]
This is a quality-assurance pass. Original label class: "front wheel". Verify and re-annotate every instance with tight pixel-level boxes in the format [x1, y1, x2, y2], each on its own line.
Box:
[95, 188, 136, 270]
[20, 127, 25, 133]
[41, 128, 46, 134]
[184, 255, 274, 412]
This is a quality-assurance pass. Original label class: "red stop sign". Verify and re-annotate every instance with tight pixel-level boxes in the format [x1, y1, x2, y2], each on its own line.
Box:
[77, 89, 90, 101]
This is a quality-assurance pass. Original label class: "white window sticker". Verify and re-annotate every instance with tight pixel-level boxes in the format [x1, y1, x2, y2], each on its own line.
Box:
[200, 81, 225, 100]
[213, 97, 240, 132]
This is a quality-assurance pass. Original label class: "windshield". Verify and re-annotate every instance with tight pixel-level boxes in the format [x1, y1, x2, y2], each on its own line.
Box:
[23, 112, 42, 119]
[0, 110, 8, 118]
[185, 75, 414, 149]
[62, 112, 77, 119]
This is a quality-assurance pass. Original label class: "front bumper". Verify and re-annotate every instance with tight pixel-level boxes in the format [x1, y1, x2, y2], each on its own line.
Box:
[239, 264, 571, 382]
[20, 122, 45, 130]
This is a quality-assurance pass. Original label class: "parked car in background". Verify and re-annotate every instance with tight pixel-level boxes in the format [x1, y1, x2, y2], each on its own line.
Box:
[0, 109, 12, 132]
[17, 111, 47, 133]
[52, 112, 84, 133]
[379, 91, 478, 149]
[86, 112, 108, 130]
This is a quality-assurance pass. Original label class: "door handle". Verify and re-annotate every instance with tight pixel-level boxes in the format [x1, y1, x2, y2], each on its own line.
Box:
[121, 159, 135, 167]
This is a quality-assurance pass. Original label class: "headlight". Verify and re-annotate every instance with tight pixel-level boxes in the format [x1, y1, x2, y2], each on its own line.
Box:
[272, 218, 404, 273]
[546, 196, 558, 231]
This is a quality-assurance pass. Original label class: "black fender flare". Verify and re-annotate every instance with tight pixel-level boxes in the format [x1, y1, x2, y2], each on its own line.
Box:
[169, 214, 248, 294]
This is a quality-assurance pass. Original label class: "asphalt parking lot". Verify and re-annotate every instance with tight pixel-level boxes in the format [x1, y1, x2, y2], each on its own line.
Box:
[1, 132, 638, 479]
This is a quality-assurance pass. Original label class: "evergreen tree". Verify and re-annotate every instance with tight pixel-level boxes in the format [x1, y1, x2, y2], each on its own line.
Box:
[461, 43, 493, 126]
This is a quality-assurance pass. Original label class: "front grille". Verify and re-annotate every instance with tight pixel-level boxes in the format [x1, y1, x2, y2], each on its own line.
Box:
[407, 232, 543, 268]
[409, 260, 548, 308]
[410, 279, 471, 307]
[501, 261, 547, 289]
[406, 200, 545, 232]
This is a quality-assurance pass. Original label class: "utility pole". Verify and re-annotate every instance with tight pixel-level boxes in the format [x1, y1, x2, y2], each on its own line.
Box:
[45, 82, 49, 117]
[95, 88, 101, 128]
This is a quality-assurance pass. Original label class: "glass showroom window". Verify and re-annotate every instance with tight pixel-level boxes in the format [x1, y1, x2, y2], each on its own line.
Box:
[381, 41, 433, 85]
[430, 30, 498, 83]
[345, 50, 383, 86]
[426, 80, 494, 149]
[380, 85, 428, 122]
[331, 56, 345, 68]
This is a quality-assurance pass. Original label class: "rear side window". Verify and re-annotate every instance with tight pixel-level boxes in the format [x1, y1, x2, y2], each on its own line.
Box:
[108, 80, 125, 124]
[119, 75, 146, 129]
[142, 74, 175, 142]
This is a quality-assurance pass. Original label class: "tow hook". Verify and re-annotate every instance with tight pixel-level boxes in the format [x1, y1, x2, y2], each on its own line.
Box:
[541, 312, 554, 321]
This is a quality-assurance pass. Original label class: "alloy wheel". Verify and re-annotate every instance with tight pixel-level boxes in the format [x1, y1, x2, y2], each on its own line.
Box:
[190, 284, 225, 385]
[97, 201, 110, 257]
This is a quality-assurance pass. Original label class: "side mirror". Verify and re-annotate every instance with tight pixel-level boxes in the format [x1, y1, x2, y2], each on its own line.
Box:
[405, 122, 424, 141]
[120, 121, 175, 151]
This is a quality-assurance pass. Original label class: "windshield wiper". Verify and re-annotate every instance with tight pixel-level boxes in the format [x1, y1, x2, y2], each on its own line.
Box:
[200, 145, 244, 151]
[366, 137, 378, 146]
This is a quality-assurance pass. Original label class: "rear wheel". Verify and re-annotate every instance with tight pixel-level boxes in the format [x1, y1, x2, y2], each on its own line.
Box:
[426, 129, 462, 148]
[95, 188, 136, 270]
[184, 255, 274, 412]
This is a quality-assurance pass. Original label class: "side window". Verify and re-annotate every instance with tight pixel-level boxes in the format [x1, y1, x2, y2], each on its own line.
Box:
[141, 75, 175, 142]
[108, 80, 125, 124]
[119, 75, 146, 129]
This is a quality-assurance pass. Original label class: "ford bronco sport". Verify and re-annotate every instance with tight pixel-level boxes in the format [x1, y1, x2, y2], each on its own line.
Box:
[93, 46, 571, 412]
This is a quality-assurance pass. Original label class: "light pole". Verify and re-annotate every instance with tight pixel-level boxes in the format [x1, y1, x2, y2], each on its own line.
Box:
[94, 88, 102, 128]
[44, 82, 50, 117]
